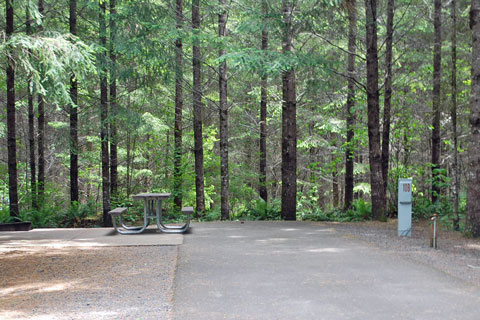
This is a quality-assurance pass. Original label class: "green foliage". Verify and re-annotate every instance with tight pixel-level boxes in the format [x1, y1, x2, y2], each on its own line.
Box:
[3, 33, 96, 104]
[235, 199, 282, 221]
[200, 208, 222, 222]
[0, 207, 12, 223]
[300, 199, 370, 222]
[57, 201, 99, 228]
[19, 206, 58, 228]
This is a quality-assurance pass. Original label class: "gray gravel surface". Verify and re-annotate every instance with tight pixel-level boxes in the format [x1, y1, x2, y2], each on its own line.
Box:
[0, 246, 177, 320]
[325, 220, 480, 286]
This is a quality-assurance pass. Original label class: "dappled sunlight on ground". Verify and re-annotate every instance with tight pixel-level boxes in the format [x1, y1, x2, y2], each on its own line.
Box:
[0, 245, 176, 320]
[305, 248, 346, 253]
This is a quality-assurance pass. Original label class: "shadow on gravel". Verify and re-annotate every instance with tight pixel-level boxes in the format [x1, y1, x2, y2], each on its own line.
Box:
[0, 246, 176, 320]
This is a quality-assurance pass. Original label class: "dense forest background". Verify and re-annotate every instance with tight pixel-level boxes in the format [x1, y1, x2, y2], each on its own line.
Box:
[2, 0, 480, 235]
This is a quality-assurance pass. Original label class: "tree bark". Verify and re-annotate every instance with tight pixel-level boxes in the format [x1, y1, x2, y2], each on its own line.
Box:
[332, 153, 339, 207]
[365, 0, 385, 220]
[381, 0, 394, 206]
[70, 0, 79, 205]
[281, 0, 297, 221]
[451, 0, 460, 230]
[431, 0, 442, 203]
[6, 0, 18, 217]
[219, 0, 229, 220]
[37, 0, 45, 205]
[110, 0, 118, 198]
[99, 1, 111, 226]
[173, 0, 184, 211]
[26, 6, 37, 210]
[344, 0, 357, 210]
[259, 0, 268, 203]
[192, 0, 206, 215]
[467, 0, 480, 236]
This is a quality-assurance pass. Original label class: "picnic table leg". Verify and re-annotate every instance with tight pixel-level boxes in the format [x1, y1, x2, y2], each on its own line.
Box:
[119, 212, 150, 230]
[155, 200, 190, 233]
[111, 204, 149, 234]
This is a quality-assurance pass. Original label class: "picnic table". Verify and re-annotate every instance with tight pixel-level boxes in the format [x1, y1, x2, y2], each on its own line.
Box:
[109, 192, 192, 234]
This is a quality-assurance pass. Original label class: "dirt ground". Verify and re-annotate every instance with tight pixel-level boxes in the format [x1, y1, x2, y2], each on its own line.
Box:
[0, 246, 177, 320]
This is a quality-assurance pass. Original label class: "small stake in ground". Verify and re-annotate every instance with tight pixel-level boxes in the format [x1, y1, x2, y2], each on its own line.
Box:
[430, 213, 438, 249]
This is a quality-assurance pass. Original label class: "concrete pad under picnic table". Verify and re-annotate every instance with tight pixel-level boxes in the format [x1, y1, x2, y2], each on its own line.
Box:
[0, 227, 183, 251]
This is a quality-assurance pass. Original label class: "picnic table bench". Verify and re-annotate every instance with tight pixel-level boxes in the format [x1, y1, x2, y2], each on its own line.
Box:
[109, 193, 191, 234]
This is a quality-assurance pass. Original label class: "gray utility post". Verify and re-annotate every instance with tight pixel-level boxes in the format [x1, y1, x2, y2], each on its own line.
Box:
[398, 178, 413, 237]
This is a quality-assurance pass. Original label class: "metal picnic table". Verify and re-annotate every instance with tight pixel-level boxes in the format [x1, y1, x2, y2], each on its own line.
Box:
[109, 192, 191, 234]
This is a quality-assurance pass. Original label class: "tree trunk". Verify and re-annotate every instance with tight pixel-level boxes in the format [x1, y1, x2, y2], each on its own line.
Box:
[281, 0, 297, 221]
[192, 0, 206, 215]
[99, 1, 111, 226]
[37, 0, 45, 205]
[381, 0, 394, 207]
[26, 6, 37, 210]
[332, 153, 339, 207]
[219, 0, 229, 220]
[431, 0, 442, 203]
[70, 0, 79, 205]
[451, 0, 460, 230]
[365, 0, 385, 220]
[109, 0, 118, 198]
[6, 0, 18, 217]
[467, 0, 480, 237]
[344, 0, 357, 210]
[173, 0, 184, 211]
[259, 0, 268, 203]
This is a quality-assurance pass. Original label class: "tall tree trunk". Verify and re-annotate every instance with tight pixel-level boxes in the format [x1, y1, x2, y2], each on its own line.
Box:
[344, 0, 357, 210]
[173, 0, 184, 211]
[26, 6, 37, 210]
[109, 0, 118, 198]
[332, 153, 339, 207]
[467, 0, 480, 236]
[99, 1, 111, 226]
[6, 0, 18, 217]
[70, 0, 79, 205]
[259, 0, 268, 203]
[281, 0, 297, 221]
[365, 0, 385, 220]
[219, 0, 229, 220]
[431, 0, 442, 203]
[381, 0, 394, 207]
[192, 0, 205, 215]
[451, 0, 460, 230]
[37, 0, 45, 205]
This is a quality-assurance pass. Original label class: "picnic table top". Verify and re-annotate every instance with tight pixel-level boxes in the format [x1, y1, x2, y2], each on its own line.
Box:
[132, 193, 171, 200]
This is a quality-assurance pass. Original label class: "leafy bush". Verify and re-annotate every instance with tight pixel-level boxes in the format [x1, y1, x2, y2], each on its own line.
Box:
[57, 201, 99, 227]
[19, 206, 58, 228]
[299, 208, 330, 221]
[201, 208, 222, 221]
[300, 199, 370, 222]
[237, 199, 282, 221]
[0, 207, 13, 223]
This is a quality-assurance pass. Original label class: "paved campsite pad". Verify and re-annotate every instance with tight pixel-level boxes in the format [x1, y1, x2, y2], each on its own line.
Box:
[0, 227, 183, 251]
[173, 221, 480, 320]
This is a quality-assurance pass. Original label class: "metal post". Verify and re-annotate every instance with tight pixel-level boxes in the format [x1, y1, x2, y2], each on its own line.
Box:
[430, 213, 437, 249]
